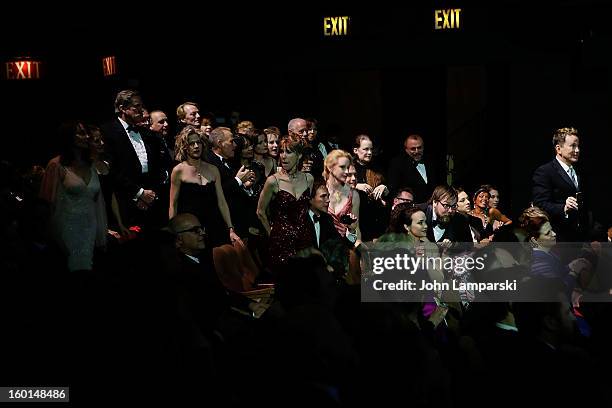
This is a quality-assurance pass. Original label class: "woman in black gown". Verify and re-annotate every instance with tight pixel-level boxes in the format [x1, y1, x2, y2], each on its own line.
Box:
[169, 126, 241, 248]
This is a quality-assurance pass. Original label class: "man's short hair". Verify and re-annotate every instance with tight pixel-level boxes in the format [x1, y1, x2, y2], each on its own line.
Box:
[396, 186, 414, 198]
[430, 185, 457, 204]
[310, 178, 328, 198]
[552, 127, 578, 148]
[114, 89, 141, 114]
[176, 102, 199, 121]
[210, 126, 232, 146]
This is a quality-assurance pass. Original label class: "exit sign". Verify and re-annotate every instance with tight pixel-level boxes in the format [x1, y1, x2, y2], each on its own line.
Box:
[434, 9, 462, 30]
[4, 59, 42, 80]
[102, 56, 117, 77]
[323, 16, 349, 36]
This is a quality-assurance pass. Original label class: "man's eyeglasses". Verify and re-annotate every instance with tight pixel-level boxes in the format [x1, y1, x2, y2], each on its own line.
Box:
[439, 202, 458, 211]
[176, 225, 205, 235]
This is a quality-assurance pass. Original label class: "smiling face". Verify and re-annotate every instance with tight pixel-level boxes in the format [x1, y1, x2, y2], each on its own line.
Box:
[404, 136, 424, 162]
[556, 134, 580, 166]
[330, 157, 351, 184]
[182, 104, 201, 126]
[150, 111, 169, 137]
[354, 138, 373, 163]
[475, 191, 490, 210]
[267, 133, 279, 158]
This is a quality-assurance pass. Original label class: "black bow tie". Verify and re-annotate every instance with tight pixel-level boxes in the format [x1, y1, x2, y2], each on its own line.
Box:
[312, 214, 321, 223]
[432, 219, 446, 228]
[127, 125, 139, 133]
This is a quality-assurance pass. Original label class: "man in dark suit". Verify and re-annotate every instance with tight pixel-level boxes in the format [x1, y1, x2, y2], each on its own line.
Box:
[307, 179, 357, 250]
[206, 127, 255, 238]
[388, 134, 438, 203]
[102, 90, 164, 230]
[532, 127, 590, 242]
[417, 185, 472, 253]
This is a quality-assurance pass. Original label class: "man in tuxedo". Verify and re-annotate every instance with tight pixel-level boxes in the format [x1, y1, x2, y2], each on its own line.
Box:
[417, 185, 472, 252]
[532, 127, 590, 242]
[168, 213, 267, 353]
[206, 127, 255, 238]
[388, 134, 438, 203]
[102, 89, 163, 230]
[308, 179, 357, 250]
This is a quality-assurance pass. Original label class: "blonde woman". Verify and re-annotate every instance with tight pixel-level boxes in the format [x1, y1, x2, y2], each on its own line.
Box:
[324, 150, 361, 241]
[169, 126, 241, 247]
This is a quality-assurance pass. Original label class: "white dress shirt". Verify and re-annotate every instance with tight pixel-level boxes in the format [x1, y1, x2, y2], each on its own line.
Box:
[309, 209, 321, 247]
[432, 209, 445, 242]
[119, 117, 148, 174]
[416, 163, 428, 184]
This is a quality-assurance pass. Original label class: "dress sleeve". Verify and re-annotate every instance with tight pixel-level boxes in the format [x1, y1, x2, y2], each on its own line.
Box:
[39, 157, 65, 208]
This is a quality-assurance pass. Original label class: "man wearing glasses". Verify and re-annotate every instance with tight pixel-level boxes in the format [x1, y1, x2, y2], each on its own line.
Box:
[169, 213, 268, 339]
[418, 185, 472, 249]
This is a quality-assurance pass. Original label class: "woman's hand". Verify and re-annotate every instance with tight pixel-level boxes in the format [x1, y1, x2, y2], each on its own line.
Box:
[372, 184, 388, 200]
[356, 183, 373, 194]
[229, 228, 244, 246]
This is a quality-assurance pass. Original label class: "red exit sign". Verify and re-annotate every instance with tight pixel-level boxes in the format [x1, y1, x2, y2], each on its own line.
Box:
[4, 60, 42, 80]
[102, 56, 117, 77]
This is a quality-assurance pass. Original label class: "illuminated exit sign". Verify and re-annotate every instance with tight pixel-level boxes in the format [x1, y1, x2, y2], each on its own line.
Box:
[102, 56, 117, 77]
[323, 16, 349, 36]
[4, 59, 42, 80]
[434, 9, 462, 30]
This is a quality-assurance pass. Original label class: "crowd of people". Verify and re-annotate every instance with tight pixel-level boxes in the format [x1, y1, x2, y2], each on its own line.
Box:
[1, 89, 612, 405]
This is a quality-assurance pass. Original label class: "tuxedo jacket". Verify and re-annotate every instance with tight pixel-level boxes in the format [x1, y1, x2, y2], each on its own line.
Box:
[417, 203, 473, 253]
[102, 118, 162, 199]
[174, 249, 251, 335]
[205, 151, 251, 235]
[309, 211, 350, 250]
[532, 159, 590, 241]
[388, 153, 438, 203]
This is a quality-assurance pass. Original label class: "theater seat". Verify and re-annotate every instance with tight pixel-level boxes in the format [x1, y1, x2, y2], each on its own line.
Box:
[212, 241, 274, 300]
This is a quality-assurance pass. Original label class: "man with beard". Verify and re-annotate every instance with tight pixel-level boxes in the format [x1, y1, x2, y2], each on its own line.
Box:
[417, 185, 472, 252]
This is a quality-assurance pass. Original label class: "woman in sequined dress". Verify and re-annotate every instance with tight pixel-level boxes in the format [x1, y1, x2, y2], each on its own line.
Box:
[39, 121, 107, 272]
[257, 134, 314, 269]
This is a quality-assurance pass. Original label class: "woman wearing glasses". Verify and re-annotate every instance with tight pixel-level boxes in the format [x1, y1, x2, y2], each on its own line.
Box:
[169, 126, 241, 248]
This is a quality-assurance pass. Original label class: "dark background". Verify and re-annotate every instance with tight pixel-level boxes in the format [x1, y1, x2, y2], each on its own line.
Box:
[1, 2, 611, 227]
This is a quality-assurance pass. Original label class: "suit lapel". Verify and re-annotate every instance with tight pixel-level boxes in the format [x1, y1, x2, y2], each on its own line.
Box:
[552, 159, 577, 192]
